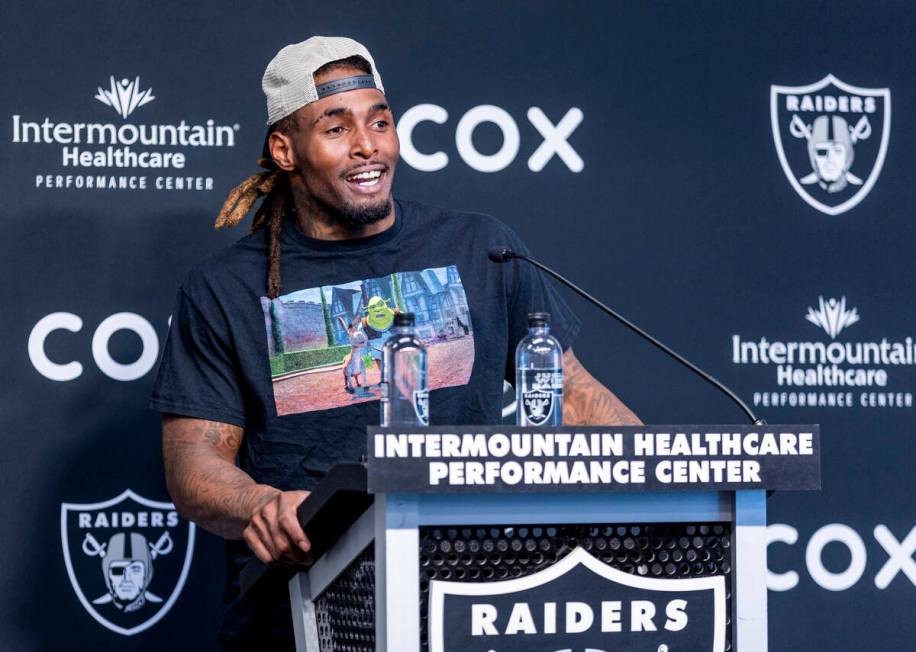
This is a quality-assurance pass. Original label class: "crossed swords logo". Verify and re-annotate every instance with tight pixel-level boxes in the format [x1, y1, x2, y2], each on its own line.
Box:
[81, 531, 173, 607]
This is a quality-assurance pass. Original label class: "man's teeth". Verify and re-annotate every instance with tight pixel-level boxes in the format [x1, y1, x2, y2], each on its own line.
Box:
[347, 170, 382, 185]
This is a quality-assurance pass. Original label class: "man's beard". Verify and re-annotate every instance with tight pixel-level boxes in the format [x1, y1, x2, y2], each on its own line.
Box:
[336, 196, 392, 227]
[313, 192, 392, 228]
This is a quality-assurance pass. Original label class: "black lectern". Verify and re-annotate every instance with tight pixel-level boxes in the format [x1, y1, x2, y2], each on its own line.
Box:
[287, 425, 820, 651]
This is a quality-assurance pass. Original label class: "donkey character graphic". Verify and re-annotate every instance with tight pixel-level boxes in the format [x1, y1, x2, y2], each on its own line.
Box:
[337, 314, 382, 396]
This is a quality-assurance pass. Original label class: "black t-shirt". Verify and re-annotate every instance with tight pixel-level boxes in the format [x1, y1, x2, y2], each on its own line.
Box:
[150, 198, 580, 648]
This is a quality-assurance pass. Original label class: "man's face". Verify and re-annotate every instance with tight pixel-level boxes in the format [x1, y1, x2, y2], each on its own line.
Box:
[277, 66, 399, 226]
[814, 141, 847, 182]
[108, 560, 146, 600]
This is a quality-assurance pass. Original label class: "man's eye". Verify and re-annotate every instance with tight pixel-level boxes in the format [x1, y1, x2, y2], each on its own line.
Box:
[373, 120, 389, 128]
[326, 126, 345, 135]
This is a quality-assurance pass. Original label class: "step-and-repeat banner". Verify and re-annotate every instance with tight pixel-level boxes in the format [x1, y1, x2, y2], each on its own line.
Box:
[2, 1, 913, 649]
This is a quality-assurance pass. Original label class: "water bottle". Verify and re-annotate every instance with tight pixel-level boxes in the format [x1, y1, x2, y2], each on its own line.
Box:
[515, 312, 563, 426]
[380, 312, 429, 427]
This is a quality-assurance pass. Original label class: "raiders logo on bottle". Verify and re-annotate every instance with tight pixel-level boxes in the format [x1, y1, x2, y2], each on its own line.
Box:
[413, 389, 430, 425]
[520, 370, 562, 426]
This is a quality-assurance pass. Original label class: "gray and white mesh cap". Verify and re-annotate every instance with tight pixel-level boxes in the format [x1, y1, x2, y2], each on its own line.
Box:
[262, 36, 384, 126]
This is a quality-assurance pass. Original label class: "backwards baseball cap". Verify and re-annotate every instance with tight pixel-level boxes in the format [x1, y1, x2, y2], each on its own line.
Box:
[259, 36, 384, 168]
[262, 36, 384, 126]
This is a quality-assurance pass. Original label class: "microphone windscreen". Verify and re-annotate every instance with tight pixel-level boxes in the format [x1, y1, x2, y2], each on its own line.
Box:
[488, 246, 514, 263]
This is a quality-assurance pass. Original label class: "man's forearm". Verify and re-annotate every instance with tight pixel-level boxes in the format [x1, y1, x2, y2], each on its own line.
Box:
[563, 349, 642, 425]
[162, 417, 279, 539]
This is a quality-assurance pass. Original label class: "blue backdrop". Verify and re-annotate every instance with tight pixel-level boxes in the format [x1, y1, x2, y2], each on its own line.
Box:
[2, 1, 913, 649]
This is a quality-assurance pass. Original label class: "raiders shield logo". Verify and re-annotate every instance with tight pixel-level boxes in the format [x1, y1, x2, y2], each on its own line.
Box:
[60, 489, 196, 635]
[771, 74, 891, 215]
[429, 547, 726, 652]
[413, 389, 430, 425]
[522, 389, 553, 426]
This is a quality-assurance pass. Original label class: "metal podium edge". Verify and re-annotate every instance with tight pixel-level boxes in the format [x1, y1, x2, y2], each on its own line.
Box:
[289, 503, 375, 652]
[305, 503, 376, 598]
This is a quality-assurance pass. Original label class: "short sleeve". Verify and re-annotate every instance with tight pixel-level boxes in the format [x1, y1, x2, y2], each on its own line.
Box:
[501, 223, 581, 359]
[149, 286, 247, 427]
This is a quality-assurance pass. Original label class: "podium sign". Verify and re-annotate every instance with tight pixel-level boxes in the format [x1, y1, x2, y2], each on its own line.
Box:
[368, 425, 821, 493]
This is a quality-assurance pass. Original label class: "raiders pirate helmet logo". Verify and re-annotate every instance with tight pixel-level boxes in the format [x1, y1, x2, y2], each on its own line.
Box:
[771, 74, 890, 215]
[81, 531, 173, 612]
[60, 489, 196, 635]
[522, 388, 554, 425]
[413, 389, 430, 425]
[520, 370, 560, 426]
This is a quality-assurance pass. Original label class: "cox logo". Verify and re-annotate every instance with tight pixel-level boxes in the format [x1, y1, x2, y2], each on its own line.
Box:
[767, 523, 915, 591]
[396, 104, 583, 173]
[29, 312, 160, 382]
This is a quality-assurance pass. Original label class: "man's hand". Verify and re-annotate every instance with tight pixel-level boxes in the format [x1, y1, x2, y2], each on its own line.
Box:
[243, 489, 313, 565]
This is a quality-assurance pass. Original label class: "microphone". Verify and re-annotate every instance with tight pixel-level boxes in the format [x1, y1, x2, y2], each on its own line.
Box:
[490, 245, 764, 425]
[488, 246, 515, 263]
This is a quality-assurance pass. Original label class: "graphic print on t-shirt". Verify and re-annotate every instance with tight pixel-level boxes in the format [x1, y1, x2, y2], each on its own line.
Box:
[261, 265, 474, 416]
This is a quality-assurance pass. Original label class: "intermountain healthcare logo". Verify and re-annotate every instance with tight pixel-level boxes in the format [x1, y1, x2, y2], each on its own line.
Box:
[11, 75, 239, 192]
[805, 296, 859, 339]
[731, 296, 914, 409]
[771, 75, 890, 215]
[95, 76, 155, 119]
[61, 490, 196, 635]
[429, 547, 726, 652]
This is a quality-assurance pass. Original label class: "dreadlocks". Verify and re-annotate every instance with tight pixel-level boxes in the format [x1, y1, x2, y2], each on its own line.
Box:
[213, 55, 373, 300]
[213, 113, 296, 299]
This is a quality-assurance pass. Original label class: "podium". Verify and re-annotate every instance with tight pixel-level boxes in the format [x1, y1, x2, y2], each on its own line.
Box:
[285, 425, 820, 652]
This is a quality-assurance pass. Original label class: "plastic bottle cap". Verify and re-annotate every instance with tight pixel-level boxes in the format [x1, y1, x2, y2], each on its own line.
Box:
[394, 312, 415, 327]
[527, 312, 550, 327]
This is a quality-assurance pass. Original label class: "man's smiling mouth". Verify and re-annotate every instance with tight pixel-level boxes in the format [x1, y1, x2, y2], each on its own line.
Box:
[345, 169, 383, 187]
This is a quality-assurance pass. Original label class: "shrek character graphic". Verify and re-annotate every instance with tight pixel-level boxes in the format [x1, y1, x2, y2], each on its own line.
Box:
[358, 295, 400, 373]
[363, 296, 396, 336]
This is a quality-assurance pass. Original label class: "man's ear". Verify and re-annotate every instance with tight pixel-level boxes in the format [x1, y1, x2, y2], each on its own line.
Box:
[268, 131, 297, 172]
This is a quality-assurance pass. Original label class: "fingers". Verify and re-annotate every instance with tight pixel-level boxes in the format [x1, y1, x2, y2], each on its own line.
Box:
[244, 490, 312, 565]
[244, 502, 280, 563]
[277, 491, 311, 555]
[243, 523, 273, 565]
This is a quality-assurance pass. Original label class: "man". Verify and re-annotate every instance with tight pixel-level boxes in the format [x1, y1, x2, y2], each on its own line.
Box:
[152, 36, 639, 650]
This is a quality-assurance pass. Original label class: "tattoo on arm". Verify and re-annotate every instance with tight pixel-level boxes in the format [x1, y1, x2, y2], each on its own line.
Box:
[563, 348, 642, 426]
[162, 416, 278, 539]
[202, 420, 241, 448]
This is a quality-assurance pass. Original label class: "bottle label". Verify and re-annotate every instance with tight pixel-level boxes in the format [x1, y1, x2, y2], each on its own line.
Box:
[413, 389, 430, 426]
[520, 369, 563, 426]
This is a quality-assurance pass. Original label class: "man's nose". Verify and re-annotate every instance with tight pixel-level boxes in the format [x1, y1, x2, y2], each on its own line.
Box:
[350, 125, 378, 159]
